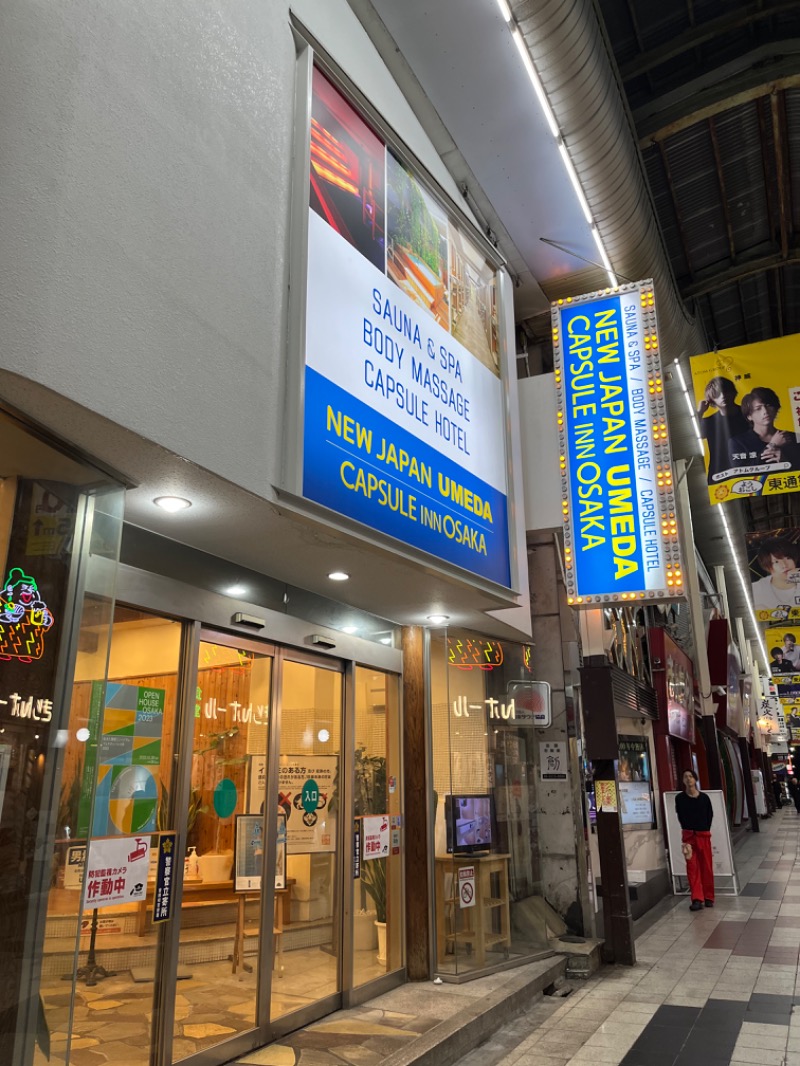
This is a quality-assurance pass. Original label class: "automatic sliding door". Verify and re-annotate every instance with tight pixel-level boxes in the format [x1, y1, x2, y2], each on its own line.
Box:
[171, 637, 273, 1062]
[272, 657, 343, 1021]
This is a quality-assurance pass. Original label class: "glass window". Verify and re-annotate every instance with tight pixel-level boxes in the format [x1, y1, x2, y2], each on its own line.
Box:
[430, 629, 549, 978]
[352, 667, 403, 987]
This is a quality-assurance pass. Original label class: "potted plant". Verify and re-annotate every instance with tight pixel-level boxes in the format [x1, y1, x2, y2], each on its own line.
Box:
[353, 747, 388, 962]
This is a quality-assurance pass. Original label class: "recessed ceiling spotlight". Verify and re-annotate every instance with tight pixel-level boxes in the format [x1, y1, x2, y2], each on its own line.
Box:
[154, 495, 192, 513]
[379, 637, 392, 645]
[318, 728, 330, 743]
[341, 626, 358, 634]
[427, 614, 450, 624]
[224, 584, 248, 597]
[76, 727, 91, 743]
[328, 571, 350, 581]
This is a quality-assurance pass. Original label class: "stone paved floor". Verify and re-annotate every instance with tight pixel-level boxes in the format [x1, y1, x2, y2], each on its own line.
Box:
[452, 806, 800, 1066]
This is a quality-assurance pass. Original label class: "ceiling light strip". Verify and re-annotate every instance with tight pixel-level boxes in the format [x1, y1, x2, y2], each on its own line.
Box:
[501, 4, 617, 286]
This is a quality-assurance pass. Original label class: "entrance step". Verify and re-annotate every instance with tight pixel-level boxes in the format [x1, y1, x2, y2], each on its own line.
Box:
[379, 955, 566, 1066]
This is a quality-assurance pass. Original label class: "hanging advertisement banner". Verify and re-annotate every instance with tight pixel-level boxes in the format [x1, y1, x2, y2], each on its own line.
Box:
[301, 68, 510, 587]
[746, 528, 800, 623]
[766, 625, 800, 674]
[649, 627, 696, 744]
[690, 335, 800, 503]
[551, 281, 683, 606]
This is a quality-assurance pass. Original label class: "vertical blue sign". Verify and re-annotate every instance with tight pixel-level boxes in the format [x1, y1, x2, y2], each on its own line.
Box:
[553, 281, 683, 605]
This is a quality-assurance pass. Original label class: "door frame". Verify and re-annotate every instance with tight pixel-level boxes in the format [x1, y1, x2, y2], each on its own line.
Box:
[110, 564, 404, 1066]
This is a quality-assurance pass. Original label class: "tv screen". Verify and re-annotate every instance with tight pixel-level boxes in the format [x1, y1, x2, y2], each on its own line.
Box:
[445, 794, 494, 854]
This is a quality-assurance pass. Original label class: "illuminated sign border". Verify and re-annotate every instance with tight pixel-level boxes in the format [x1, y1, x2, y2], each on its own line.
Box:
[551, 280, 683, 607]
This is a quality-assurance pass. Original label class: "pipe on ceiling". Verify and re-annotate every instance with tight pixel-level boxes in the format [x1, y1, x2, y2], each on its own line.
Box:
[514, 0, 707, 361]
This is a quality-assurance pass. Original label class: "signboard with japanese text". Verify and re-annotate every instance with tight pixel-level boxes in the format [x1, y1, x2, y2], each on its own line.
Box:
[277, 755, 337, 854]
[301, 68, 511, 587]
[747, 528, 800, 623]
[362, 814, 390, 860]
[540, 741, 568, 782]
[690, 335, 800, 503]
[618, 735, 655, 826]
[552, 281, 683, 606]
[83, 834, 149, 910]
[153, 833, 176, 924]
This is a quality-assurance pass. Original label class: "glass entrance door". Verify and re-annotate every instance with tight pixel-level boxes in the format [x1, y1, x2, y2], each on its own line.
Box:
[271, 656, 343, 1022]
[170, 633, 274, 1062]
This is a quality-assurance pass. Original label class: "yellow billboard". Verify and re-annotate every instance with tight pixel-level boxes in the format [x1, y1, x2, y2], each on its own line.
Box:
[690, 335, 800, 503]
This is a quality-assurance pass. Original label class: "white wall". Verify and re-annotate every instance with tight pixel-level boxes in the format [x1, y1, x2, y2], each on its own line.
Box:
[518, 375, 562, 532]
[0, 0, 480, 502]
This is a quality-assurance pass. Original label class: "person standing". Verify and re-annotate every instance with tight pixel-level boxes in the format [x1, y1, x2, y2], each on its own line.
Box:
[696, 376, 748, 482]
[675, 770, 714, 911]
[789, 777, 800, 815]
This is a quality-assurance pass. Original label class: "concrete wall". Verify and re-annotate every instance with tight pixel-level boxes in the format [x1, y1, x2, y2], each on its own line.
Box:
[527, 530, 592, 934]
[0, 0, 477, 500]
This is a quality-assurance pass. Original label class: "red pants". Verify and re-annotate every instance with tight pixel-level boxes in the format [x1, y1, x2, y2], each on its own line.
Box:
[683, 829, 714, 902]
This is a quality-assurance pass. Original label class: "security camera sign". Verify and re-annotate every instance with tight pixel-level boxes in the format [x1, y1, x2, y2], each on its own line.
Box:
[83, 834, 150, 910]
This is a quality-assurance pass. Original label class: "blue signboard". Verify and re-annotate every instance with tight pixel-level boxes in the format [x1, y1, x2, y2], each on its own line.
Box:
[301, 69, 511, 588]
[552, 282, 683, 606]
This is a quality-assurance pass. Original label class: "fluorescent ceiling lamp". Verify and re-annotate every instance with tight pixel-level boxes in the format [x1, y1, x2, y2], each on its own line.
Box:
[341, 625, 358, 634]
[558, 141, 593, 225]
[154, 495, 192, 513]
[511, 28, 559, 138]
[673, 359, 704, 451]
[495, 0, 513, 21]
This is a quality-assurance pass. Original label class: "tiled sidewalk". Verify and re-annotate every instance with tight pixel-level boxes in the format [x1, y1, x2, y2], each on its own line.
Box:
[229, 808, 800, 1066]
[456, 806, 800, 1066]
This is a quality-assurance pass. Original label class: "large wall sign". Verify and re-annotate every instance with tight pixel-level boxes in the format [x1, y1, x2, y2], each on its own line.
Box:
[690, 335, 800, 503]
[552, 282, 683, 606]
[301, 68, 510, 587]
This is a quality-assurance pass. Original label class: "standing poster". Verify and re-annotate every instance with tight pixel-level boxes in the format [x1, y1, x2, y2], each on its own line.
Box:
[746, 528, 800, 623]
[690, 336, 800, 503]
[302, 68, 510, 587]
[91, 684, 165, 836]
[277, 755, 337, 854]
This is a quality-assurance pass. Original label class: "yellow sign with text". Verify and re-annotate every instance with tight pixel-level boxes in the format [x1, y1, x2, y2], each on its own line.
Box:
[690, 335, 800, 503]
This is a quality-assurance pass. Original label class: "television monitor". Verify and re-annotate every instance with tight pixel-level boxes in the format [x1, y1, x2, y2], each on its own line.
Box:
[445, 794, 494, 854]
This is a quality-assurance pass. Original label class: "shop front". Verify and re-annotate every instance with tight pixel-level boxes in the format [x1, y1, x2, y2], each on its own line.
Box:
[33, 563, 404, 1066]
[428, 629, 555, 980]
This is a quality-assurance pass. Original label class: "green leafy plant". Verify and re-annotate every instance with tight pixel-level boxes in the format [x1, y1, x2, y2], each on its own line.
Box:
[353, 746, 388, 924]
[361, 851, 387, 924]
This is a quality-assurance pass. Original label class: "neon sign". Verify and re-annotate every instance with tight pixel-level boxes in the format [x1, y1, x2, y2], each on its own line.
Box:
[447, 637, 504, 670]
[0, 567, 54, 662]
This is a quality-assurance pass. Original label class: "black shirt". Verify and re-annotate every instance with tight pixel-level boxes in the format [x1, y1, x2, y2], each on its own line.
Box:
[675, 790, 713, 832]
[700, 408, 748, 481]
